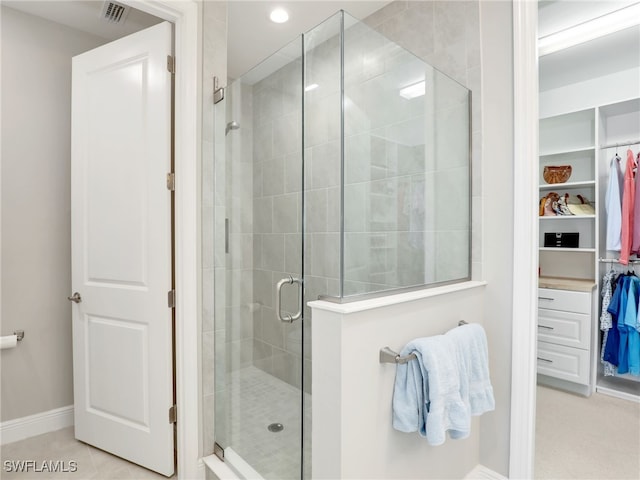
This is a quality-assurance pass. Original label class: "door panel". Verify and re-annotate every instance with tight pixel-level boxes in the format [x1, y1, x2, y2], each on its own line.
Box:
[87, 315, 148, 426]
[71, 21, 174, 476]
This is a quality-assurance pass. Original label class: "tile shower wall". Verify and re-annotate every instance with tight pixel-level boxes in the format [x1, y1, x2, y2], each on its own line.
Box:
[341, 20, 440, 295]
[303, 15, 343, 314]
[250, 58, 308, 391]
[364, 0, 482, 280]
[247, 10, 473, 390]
[303, 13, 472, 299]
[205, 1, 480, 455]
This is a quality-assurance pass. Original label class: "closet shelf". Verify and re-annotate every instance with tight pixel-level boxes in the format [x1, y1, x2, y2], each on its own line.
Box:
[539, 146, 595, 157]
[539, 180, 595, 190]
[539, 247, 596, 253]
[539, 215, 596, 220]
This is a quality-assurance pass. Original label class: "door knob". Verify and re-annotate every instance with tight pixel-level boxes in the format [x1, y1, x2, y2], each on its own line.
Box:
[67, 292, 82, 303]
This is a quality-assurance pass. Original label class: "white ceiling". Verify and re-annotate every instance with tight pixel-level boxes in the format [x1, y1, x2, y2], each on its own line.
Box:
[2, 1, 163, 40]
[7, 1, 636, 94]
[227, 1, 389, 79]
[3, 0, 390, 82]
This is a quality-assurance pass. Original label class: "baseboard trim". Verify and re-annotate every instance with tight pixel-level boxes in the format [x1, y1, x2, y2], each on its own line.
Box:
[0, 405, 74, 445]
[596, 385, 640, 403]
[465, 464, 508, 479]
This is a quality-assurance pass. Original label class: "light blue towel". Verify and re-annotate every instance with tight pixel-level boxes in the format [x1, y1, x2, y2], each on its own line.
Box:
[445, 323, 495, 416]
[392, 334, 470, 446]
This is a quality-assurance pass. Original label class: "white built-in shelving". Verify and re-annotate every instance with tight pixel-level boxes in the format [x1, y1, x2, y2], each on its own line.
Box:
[538, 97, 640, 399]
[537, 108, 599, 396]
[539, 107, 598, 274]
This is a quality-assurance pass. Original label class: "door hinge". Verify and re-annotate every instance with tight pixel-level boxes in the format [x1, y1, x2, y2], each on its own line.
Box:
[169, 404, 177, 424]
[166, 172, 175, 191]
[213, 76, 225, 104]
[168, 289, 176, 308]
[167, 55, 175, 74]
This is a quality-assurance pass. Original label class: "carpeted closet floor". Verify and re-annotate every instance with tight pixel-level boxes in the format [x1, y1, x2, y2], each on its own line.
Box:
[535, 385, 640, 479]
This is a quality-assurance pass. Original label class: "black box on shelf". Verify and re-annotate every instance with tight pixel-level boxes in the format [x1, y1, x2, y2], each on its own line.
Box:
[544, 232, 579, 248]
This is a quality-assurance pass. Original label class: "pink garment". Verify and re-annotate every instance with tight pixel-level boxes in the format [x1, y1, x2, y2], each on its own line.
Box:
[633, 152, 640, 253]
[620, 149, 637, 265]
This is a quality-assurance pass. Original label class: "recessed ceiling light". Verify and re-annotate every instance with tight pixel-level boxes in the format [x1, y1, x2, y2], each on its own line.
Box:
[270, 8, 289, 24]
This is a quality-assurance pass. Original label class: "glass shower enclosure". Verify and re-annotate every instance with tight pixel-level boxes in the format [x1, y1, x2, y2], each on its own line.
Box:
[207, 10, 471, 480]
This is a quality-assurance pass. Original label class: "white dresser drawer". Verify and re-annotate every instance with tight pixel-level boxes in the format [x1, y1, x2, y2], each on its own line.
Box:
[537, 341, 590, 385]
[538, 288, 590, 314]
[538, 308, 590, 349]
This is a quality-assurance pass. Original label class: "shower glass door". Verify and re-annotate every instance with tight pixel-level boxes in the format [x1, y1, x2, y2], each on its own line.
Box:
[209, 9, 469, 479]
[213, 35, 307, 480]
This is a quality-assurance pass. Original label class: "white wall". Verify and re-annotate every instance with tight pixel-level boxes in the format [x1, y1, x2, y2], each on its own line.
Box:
[540, 67, 640, 118]
[477, 1, 514, 474]
[0, 7, 106, 422]
[312, 284, 486, 479]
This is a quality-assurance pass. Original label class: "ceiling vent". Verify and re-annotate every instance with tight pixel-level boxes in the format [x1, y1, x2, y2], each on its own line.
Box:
[100, 1, 130, 24]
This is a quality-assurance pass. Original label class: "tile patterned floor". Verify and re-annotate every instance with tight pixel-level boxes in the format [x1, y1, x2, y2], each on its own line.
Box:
[1, 367, 310, 480]
[0, 427, 168, 480]
[221, 366, 311, 480]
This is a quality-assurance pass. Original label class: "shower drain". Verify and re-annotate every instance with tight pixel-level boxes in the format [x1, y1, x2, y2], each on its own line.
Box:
[267, 423, 284, 433]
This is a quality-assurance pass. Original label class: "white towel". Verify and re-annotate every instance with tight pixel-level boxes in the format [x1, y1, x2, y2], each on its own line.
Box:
[392, 334, 470, 445]
[445, 323, 495, 416]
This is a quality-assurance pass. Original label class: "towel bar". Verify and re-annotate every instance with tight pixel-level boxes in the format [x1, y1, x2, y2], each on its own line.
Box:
[379, 320, 468, 364]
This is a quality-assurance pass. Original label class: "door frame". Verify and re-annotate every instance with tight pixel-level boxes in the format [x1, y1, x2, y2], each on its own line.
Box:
[510, 1, 538, 478]
[119, 1, 201, 479]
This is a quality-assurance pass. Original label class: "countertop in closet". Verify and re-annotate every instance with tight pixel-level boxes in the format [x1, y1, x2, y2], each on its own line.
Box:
[538, 276, 596, 292]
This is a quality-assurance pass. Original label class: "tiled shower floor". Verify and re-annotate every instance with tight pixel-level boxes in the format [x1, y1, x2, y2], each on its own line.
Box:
[224, 366, 311, 480]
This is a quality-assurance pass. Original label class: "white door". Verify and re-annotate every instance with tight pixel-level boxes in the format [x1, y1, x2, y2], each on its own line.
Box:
[70, 22, 174, 476]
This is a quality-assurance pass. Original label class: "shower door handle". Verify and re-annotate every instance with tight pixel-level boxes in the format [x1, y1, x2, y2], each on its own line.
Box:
[276, 276, 303, 323]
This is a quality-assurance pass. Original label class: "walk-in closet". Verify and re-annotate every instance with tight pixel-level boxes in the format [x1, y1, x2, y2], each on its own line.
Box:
[535, 1, 640, 478]
[537, 4, 640, 399]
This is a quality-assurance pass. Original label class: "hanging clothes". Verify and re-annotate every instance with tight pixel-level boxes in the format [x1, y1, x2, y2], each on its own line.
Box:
[600, 270, 617, 376]
[605, 154, 623, 251]
[618, 275, 639, 374]
[605, 274, 625, 367]
[605, 270, 640, 377]
[619, 150, 637, 265]
[633, 151, 640, 254]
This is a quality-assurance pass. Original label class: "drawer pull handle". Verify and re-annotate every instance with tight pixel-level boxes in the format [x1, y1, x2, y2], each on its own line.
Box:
[538, 297, 555, 301]
[538, 325, 554, 330]
[537, 357, 553, 363]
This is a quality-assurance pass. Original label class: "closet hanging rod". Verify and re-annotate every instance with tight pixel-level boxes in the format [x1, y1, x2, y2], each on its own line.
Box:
[598, 257, 640, 264]
[599, 140, 640, 149]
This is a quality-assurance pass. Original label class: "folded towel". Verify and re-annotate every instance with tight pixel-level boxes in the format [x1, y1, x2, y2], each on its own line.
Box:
[392, 334, 470, 445]
[445, 323, 495, 416]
